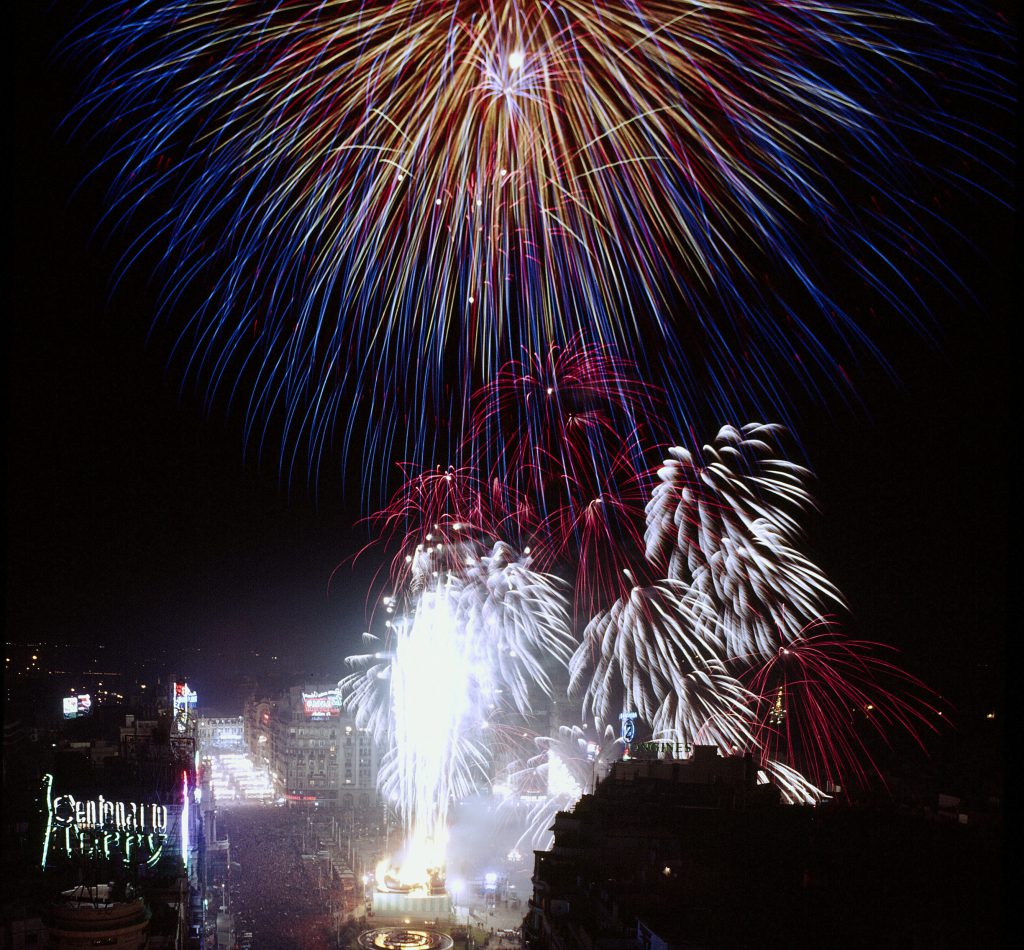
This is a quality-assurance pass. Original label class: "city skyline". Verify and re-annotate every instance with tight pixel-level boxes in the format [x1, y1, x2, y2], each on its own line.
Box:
[6, 5, 1011, 947]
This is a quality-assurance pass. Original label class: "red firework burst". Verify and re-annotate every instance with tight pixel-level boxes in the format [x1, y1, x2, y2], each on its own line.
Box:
[361, 464, 503, 585]
[742, 618, 947, 792]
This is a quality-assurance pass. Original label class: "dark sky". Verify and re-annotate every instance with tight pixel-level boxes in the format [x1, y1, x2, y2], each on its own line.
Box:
[8, 6, 1010, 718]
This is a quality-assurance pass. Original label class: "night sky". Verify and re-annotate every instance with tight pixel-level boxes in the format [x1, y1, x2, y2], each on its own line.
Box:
[9, 6, 1010, 729]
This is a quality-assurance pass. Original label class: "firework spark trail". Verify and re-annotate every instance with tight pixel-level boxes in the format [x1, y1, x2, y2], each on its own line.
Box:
[339, 536, 573, 880]
[467, 337, 666, 613]
[569, 579, 724, 724]
[758, 759, 830, 805]
[644, 422, 845, 658]
[468, 336, 664, 496]
[501, 723, 622, 849]
[67, 1, 1010, 481]
[742, 621, 945, 791]
[362, 464, 504, 590]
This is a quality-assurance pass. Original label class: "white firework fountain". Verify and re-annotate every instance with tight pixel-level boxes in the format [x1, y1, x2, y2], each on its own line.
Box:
[339, 539, 574, 920]
[374, 588, 468, 917]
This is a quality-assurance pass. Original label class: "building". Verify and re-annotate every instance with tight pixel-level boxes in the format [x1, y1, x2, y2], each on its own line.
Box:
[243, 686, 380, 808]
[524, 748, 781, 950]
[197, 717, 243, 750]
[242, 698, 273, 771]
[46, 886, 150, 950]
[523, 743, 1009, 948]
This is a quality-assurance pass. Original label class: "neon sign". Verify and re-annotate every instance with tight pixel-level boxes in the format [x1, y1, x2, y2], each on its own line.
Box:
[173, 683, 198, 732]
[181, 770, 190, 870]
[302, 689, 341, 720]
[619, 711, 637, 757]
[40, 774, 170, 871]
[62, 694, 92, 719]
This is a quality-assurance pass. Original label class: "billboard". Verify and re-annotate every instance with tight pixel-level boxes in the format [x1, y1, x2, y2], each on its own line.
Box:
[302, 689, 341, 720]
[62, 694, 92, 719]
[174, 682, 198, 711]
[173, 683, 198, 733]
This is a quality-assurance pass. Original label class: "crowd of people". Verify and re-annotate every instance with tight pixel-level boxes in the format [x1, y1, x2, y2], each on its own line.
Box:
[220, 807, 339, 950]
[212, 803, 525, 949]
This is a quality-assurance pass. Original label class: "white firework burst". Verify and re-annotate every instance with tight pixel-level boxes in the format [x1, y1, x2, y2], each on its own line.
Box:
[503, 723, 621, 850]
[758, 759, 831, 805]
[456, 540, 576, 712]
[569, 579, 739, 732]
[649, 661, 756, 750]
[339, 537, 574, 878]
[644, 423, 843, 658]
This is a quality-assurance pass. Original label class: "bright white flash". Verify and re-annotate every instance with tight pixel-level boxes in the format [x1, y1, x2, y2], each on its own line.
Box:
[507, 50, 525, 70]
[390, 587, 472, 880]
[339, 539, 573, 887]
[546, 752, 582, 799]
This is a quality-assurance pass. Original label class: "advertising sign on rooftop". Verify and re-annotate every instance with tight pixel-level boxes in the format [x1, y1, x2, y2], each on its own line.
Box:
[174, 682, 198, 710]
[302, 689, 341, 720]
[62, 694, 92, 719]
[173, 682, 198, 734]
[39, 773, 179, 872]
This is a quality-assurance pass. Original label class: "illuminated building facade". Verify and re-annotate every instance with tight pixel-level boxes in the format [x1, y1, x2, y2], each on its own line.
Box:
[197, 716, 243, 750]
[172, 682, 198, 735]
[244, 686, 380, 807]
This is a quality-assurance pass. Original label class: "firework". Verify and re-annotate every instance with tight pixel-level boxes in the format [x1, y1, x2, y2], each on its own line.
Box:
[569, 579, 729, 726]
[363, 465, 500, 589]
[502, 723, 621, 849]
[468, 338, 663, 497]
[757, 760, 829, 806]
[455, 540, 575, 710]
[67, 1, 1008, 475]
[346, 410, 948, 865]
[468, 339, 664, 615]
[357, 338, 664, 615]
[338, 536, 573, 882]
[644, 423, 844, 658]
[742, 621, 945, 790]
[564, 419, 941, 800]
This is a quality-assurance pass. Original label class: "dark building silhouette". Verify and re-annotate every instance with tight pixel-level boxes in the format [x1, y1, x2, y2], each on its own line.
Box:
[524, 748, 1000, 949]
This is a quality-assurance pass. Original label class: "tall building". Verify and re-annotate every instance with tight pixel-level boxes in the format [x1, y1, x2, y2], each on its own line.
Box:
[524, 748, 780, 950]
[243, 686, 380, 808]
